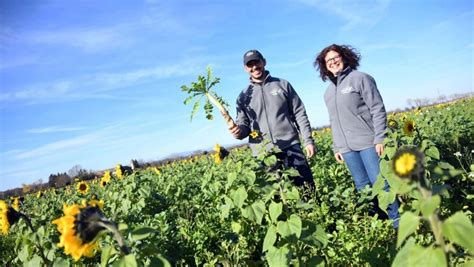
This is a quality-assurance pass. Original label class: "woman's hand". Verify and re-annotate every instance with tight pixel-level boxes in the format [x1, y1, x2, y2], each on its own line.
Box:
[375, 143, 384, 157]
[334, 152, 344, 163]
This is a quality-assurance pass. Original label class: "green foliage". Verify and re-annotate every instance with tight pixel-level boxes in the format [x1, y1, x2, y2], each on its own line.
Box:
[1, 98, 472, 266]
[181, 66, 229, 121]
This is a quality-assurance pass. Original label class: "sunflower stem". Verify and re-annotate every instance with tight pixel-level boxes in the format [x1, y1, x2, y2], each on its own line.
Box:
[418, 185, 446, 252]
[98, 220, 131, 255]
[19, 213, 50, 264]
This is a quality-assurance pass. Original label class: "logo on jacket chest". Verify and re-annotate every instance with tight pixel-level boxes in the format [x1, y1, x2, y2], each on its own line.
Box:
[270, 88, 283, 96]
[340, 86, 354, 94]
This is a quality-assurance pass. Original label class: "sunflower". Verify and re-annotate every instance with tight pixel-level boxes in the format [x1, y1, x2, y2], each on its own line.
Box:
[11, 197, 21, 211]
[0, 200, 20, 234]
[99, 179, 108, 188]
[249, 130, 260, 139]
[99, 171, 112, 188]
[76, 181, 90, 195]
[388, 119, 398, 130]
[52, 199, 105, 261]
[213, 144, 229, 164]
[403, 120, 416, 136]
[115, 164, 123, 179]
[392, 147, 424, 179]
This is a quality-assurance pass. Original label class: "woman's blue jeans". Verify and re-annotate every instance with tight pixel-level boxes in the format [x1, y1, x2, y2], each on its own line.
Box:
[343, 147, 400, 228]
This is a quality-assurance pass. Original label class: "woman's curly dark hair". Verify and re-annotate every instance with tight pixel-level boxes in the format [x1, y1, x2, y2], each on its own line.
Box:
[313, 44, 361, 81]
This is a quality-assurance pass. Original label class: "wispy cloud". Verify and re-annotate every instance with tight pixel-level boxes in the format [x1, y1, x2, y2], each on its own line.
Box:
[15, 133, 100, 160]
[23, 26, 130, 53]
[294, 0, 391, 31]
[0, 63, 200, 104]
[27, 125, 86, 134]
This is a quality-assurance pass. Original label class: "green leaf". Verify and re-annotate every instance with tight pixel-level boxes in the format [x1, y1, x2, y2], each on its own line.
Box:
[231, 186, 248, 209]
[251, 200, 266, 224]
[24, 256, 41, 267]
[269, 201, 282, 223]
[113, 254, 138, 267]
[264, 155, 278, 167]
[420, 195, 440, 218]
[266, 245, 292, 267]
[277, 214, 302, 240]
[148, 256, 172, 267]
[371, 175, 386, 198]
[52, 258, 69, 267]
[397, 212, 420, 248]
[442, 211, 474, 251]
[183, 95, 194, 105]
[263, 226, 277, 252]
[231, 221, 241, 233]
[300, 219, 326, 247]
[285, 187, 300, 200]
[226, 172, 237, 190]
[384, 146, 397, 159]
[132, 227, 156, 241]
[305, 256, 325, 267]
[425, 146, 440, 160]
[392, 239, 447, 267]
[101, 246, 117, 267]
[190, 101, 200, 121]
[377, 190, 395, 213]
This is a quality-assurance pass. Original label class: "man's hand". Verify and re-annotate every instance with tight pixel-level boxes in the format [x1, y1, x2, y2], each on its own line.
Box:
[375, 143, 384, 157]
[305, 144, 316, 158]
[229, 124, 241, 139]
[334, 152, 344, 163]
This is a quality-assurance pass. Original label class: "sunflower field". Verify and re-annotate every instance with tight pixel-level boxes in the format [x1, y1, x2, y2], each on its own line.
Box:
[0, 98, 473, 266]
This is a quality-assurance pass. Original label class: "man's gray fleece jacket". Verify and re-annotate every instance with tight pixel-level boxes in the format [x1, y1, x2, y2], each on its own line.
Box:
[324, 67, 387, 154]
[235, 71, 314, 156]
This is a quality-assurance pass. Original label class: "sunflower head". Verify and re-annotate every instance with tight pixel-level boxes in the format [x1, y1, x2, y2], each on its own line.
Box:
[52, 199, 105, 261]
[213, 144, 229, 164]
[11, 196, 22, 211]
[388, 119, 398, 130]
[76, 181, 90, 195]
[99, 179, 108, 188]
[249, 130, 260, 139]
[115, 164, 123, 179]
[0, 200, 20, 234]
[403, 120, 416, 136]
[392, 147, 424, 179]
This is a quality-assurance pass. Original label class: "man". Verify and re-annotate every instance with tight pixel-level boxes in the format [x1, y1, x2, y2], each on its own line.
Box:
[229, 49, 316, 188]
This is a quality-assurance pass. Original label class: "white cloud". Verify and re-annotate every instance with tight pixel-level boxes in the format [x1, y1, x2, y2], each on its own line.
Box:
[24, 27, 129, 53]
[15, 133, 100, 159]
[27, 125, 86, 134]
[0, 63, 199, 104]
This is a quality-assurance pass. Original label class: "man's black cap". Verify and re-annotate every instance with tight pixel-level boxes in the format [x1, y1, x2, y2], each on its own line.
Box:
[243, 49, 264, 65]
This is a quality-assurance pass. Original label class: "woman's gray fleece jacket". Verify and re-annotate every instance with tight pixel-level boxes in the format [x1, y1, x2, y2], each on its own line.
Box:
[235, 71, 314, 156]
[324, 67, 387, 154]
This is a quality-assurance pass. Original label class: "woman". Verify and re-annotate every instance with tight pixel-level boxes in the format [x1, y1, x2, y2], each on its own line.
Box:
[314, 44, 400, 228]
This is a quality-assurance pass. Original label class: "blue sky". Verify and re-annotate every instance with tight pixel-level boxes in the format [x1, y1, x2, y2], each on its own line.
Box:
[1, 0, 472, 191]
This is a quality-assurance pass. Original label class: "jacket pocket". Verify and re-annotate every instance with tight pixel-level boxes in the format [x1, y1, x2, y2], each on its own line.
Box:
[357, 115, 375, 134]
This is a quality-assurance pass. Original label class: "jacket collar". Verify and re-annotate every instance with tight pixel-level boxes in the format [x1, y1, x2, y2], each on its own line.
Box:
[330, 67, 352, 85]
[249, 70, 271, 85]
